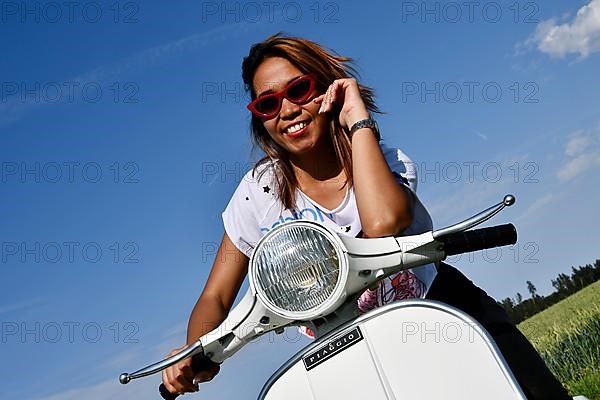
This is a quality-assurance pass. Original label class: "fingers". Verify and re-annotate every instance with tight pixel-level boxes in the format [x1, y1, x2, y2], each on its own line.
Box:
[175, 370, 199, 393]
[193, 363, 220, 384]
[161, 348, 199, 394]
[318, 78, 355, 114]
[162, 368, 180, 395]
[313, 94, 325, 104]
[162, 365, 199, 394]
[318, 80, 340, 114]
[160, 347, 222, 395]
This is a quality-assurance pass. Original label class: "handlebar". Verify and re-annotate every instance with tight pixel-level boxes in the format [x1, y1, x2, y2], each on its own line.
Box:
[439, 223, 517, 256]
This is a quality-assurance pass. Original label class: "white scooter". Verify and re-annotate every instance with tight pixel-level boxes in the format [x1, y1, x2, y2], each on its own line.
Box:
[118, 195, 585, 399]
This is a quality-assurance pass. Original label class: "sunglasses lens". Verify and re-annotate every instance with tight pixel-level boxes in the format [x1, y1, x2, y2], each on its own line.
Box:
[254, 96, 279, 115]
[287, 78, 312, 102]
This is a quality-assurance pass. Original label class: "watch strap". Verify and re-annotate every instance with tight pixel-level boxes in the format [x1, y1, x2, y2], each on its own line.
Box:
[349, 118, 380, 141]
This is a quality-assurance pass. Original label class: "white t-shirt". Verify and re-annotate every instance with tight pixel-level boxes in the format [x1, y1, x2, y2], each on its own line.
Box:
[221, 143, 438, 303]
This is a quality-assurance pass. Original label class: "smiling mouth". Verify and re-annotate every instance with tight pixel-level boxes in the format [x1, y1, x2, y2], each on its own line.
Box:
[283, 120, 310, 136]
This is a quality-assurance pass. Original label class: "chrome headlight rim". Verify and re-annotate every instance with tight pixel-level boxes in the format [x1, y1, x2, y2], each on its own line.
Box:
[249, 220, 349, 321]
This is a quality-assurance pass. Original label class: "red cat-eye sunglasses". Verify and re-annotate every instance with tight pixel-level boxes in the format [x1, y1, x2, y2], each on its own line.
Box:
[247, 75, 318, 119]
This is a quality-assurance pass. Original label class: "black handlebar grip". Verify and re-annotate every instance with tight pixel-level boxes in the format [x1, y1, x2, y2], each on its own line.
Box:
[158, 353, 217, 399]
[440, 224, 517, 256]
[158, 383, 179, 400]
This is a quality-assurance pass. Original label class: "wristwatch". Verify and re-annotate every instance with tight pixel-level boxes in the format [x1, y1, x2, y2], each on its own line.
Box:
[349, 118, 381, 142]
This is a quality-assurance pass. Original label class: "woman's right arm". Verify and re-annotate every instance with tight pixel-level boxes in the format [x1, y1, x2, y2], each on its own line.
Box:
[162, 232, 249, 394]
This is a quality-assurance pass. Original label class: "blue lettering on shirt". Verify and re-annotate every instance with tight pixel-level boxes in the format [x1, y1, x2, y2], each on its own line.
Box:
[260, 205, 329, 233]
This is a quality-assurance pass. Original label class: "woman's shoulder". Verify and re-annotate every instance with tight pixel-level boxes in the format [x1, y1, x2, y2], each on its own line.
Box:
[238, 159, 279, 190]
[227, 160, 281, 216]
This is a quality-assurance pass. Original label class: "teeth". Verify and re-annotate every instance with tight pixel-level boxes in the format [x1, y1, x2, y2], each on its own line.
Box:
[286, 121, 308, 134]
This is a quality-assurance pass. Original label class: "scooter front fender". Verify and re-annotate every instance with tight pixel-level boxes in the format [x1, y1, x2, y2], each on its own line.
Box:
[259, 299, 526, 400]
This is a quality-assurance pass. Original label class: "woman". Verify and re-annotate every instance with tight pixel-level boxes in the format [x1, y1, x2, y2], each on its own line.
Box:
[162, 33, 571, 399]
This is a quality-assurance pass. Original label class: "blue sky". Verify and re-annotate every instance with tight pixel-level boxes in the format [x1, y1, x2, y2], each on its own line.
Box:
[1, 0, 600, 398]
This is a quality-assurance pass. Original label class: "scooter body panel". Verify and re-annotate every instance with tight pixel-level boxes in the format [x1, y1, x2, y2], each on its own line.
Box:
[259, 300, 526, 400]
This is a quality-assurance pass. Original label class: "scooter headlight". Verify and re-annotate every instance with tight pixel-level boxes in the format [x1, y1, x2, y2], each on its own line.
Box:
[249, 221, 348, 320]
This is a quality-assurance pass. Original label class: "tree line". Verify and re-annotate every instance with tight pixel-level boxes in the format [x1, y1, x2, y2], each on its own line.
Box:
[498, 259, 600, 323]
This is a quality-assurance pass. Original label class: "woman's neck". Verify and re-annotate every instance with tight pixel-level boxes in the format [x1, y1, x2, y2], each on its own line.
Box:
[289, 144, 344, 185]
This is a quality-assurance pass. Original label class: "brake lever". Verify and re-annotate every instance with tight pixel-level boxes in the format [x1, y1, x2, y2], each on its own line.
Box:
[119, 340, 204, 385]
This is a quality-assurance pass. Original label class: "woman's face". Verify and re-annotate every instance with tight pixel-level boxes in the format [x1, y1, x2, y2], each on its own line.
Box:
[252, 57, 329, 158]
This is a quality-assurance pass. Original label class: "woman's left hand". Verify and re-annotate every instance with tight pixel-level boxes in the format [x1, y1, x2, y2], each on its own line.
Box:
[313, 78, 370, 131]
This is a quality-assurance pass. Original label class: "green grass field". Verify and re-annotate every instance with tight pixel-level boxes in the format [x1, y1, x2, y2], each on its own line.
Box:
[518, 280, 600, 399]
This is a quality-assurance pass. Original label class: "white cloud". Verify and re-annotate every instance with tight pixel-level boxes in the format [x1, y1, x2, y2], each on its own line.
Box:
[515, 193, 556, 222]
[472, 130, 489, 141]
[521, 0, 600, 60]
[557, 126, 600, 182]
[565, 129, 593, 156]
[558, 150, 600, 181]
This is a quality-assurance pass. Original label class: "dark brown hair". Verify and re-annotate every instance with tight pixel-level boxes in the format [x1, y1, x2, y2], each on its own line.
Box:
[242, 32, 382, 210]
